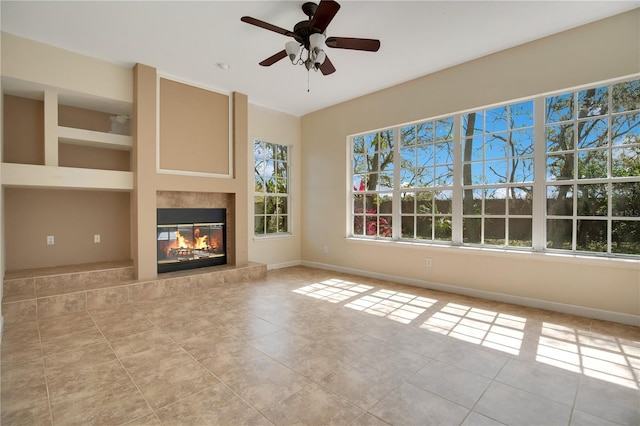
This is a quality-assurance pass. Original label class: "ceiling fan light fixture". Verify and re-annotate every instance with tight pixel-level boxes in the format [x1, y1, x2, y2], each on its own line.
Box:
[309, 32, 326, 52]
[314, 50, 326, 68]
[285, 41, 300, 62]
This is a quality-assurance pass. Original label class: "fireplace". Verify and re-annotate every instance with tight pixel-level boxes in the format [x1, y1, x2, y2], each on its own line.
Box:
[157, 208, 227, 273]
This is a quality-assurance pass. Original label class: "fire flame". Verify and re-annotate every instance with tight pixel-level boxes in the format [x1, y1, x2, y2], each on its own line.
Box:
[194, 228, 209, 249]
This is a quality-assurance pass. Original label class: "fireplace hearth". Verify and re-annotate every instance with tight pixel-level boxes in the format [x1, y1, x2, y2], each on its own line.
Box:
[157, 208, 227, 273]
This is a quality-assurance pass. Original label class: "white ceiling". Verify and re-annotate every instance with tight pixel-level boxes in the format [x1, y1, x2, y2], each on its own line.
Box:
[1, 1, 638, 116]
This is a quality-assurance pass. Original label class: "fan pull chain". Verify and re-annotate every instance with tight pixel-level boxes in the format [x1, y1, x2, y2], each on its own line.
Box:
[307, 70, 310, 93]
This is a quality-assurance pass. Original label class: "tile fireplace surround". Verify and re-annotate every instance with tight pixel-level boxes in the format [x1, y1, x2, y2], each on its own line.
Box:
[2, 261, 266, 322]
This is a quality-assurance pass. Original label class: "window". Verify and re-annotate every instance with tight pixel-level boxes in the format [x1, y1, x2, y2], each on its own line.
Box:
[254, 140, 289, 236]
[349, 76, 640, 257]
[545, 79, 640, 254]
[352, 130, 394, 238]
[462, 101, 534, 247]
[400, 118, 454, 242]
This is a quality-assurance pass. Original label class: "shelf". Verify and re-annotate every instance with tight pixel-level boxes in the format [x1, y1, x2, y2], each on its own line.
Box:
[58, 126, 132, 151]
[1, 163, 133, 191]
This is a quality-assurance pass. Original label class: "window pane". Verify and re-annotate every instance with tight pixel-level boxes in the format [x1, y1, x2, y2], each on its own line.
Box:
[379, 193, 393, 214]
[547, 219, 572, 249]
[254, 216, 264, 234]
[401, 148, 415, 168]
[509, 187, 533, 215]
[546, 93, 574, 123]
[485, 218, 505, 245]
[278, 216, 288, 233]
[265, 196, 277, 215]
[435, 165, 453, 186]
[418, 122, 435, 144]
[577, 184, 607, 216]
[511, 158, 534, 183]
[546, 124, 574, 152]
[255, 176, 265, 192]
[612, 221, 640, 254]
[485, 134, 507, 159]
[612, 182, 640, 217]
[464, 137, 483, 161]
[436, 118, 454, 141]
[379, 216, 392, 237]
[511, 101, 534, 128]
[365, 216, 377, 236]
[353, 194, 364, 213]
[277, 197, 288, 214]
[612, 147, 640, 177]
[577, 118, 608, 149]
[578, 149, 607, 179]
[463, 218, 481, 243]
[275, 178, 287, 193]
[512, 129, 534, 156]
[435, 190, 452, 214]
[612, 79, 640, 113]
[509, 218, 532, 247]
[417, 145, 434, 168]
[463, 112, 484, 136]
[401, 126, 416, 147]
[547, 185, 573, 216]
[416, 217, 432, 240]
[463, 189, 482, 215]
[353, 135, 366, 154]
[578, 86, 608, 118]
[266, 216, 278, 234]
[485, 160, 507, 184]
[434, 217, 452, 241]
[401, 216, 415, 239]
[612, 113, 640, 146]
[546, 154, 574, 180]
[353, 215, 365, 235]
[486, 106, 508, 133]
[401, 193, 415, 214]
[485, 188, 506, 215]
[576, 220, 607, 252]
[254, 196, 265, 215]
[435, 142, 453, 164]
[416, 192, 433, 214]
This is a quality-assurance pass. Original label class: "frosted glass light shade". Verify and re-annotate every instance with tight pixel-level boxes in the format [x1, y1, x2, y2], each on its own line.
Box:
[285, 41, 300, 61]
[309, 33, 325, 51]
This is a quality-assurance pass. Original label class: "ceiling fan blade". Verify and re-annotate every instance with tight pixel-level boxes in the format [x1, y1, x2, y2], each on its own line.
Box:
[309, 0, 341, 33]
[320, 55, 336, 75]
[259, 50, 287, 66]
[326, 37, 381, 52]
[241, 16, 295, 38]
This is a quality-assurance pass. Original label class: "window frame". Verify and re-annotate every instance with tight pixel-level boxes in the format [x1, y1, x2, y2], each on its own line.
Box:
[348, 74, 640, 259]
[253, 140, 291, 237]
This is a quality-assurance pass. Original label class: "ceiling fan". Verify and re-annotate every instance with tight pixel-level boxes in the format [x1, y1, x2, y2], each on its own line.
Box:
[241, 0, 381, 76]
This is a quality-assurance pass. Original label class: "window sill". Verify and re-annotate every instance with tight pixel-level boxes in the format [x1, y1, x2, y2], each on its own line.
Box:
[345, 237, 640, 270]
[253, 233, 295, 242]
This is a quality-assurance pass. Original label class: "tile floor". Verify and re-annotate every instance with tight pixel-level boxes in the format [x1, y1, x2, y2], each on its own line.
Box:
[1, 266, 639, 425]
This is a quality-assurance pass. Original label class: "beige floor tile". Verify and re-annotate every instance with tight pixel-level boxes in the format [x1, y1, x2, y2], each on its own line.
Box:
[121, 344, 194, 379]
[408, 360, 491, 408]
[223, 356, 311, 411]
[262, 381, 364, 425]
[277, 340, 353, 381]
[156, 384, 270, 425]
[41, 328, 106, 356]
[574, 375, 640, 425]
[196, 338, 276, 381]
[474, 382, 572, 425]
[460, 411, 505, 426]
[435, 340, 509, 378]
[320, 360, 405, 410]
[354, 412, 391, 425]
[49, 380, 152, 426]
[133, 360, 220, 410]
[108, 327, 174, 358]
[1, 404, 52, 426]
[369, 382, 469, 425]
[38, 311, 97, 342]
[122, 413, 163, 425]
[43, 342, 117, 377]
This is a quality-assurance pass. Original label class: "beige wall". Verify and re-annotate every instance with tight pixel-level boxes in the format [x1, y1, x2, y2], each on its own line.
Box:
[158, 78, 230, 175]
[300, 10, 640, 320]
[248, 104, 301, 268]
[3, 95, 44, 165]
[4, 188, 131, 270]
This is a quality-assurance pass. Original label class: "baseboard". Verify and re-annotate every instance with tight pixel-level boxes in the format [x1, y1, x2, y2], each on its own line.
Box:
[300, 260, 640, 327]
[267, 260, 302, 270]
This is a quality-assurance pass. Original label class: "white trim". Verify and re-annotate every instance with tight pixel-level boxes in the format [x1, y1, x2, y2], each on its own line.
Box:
[253, 233, 295, 242]
[267, 260, 302, 270]
[300, 260, 640, 327]
[155, 73, 233, 179]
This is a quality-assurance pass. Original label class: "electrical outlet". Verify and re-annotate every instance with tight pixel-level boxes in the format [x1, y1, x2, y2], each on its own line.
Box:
[94, 234, 101, 243]
[47, 235, 55, 245]
[323, 245, 329, 254]
[426, 258, 432, 267]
